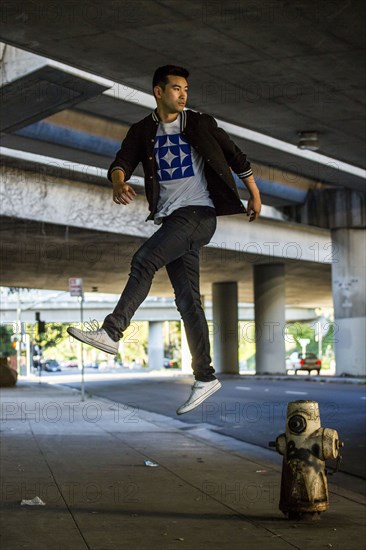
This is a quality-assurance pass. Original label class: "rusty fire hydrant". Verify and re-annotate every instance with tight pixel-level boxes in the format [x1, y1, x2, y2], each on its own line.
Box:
[270, 400, 344, 520]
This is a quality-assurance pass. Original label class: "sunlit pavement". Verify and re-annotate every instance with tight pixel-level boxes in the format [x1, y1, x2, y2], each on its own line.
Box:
[21, 362, 355, 386]
[23, 368, 185, 385]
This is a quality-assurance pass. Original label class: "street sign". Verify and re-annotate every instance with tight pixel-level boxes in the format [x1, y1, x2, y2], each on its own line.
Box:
[68, 278, 85, 402]
[299, 338, 311, 355]
[69, 278, 83, 297]
[299, 338, 310, 347]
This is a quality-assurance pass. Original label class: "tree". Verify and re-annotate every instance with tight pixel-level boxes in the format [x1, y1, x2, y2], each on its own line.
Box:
[0, 325, 17, 358]
[285, 322, 318, 353]
[35, 323, 66, 351]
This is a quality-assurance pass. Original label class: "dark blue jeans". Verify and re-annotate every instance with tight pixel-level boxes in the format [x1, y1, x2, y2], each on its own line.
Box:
[102, 205, 217, 381]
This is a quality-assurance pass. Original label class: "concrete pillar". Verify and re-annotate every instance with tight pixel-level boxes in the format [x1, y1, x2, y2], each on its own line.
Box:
[254, 264, 286, 374]
[148, 321, 164, 370]
[212, 282, 239, 374]
[180, 321, 192, 374]
[295, 187, 365, 229]
[331, 228, 366, 376]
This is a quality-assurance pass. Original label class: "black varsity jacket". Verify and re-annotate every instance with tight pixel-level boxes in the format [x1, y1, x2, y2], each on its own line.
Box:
[108, 109, 253, 221]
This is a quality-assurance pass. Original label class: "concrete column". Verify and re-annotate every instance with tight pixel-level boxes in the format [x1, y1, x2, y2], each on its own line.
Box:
[148, 321, 164, 370]
[180, 321, 192, 375]
[212, 282, 239, 374]
[254, 264, 286, 374]
[331, 228, 366, 376]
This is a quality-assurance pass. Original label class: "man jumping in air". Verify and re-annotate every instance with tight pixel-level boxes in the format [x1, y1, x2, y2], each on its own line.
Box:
[67, 65, 261, 415]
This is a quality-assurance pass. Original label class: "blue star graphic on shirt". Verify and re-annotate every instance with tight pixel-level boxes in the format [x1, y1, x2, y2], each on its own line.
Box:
[154, 133, 194, 181]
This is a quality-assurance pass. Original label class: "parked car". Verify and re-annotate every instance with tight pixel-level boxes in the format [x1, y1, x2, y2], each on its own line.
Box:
[85, 362, 99, 369]
[63, 360, 79, 369]
[41, 359, 61, 372]
[286, 352, 321, 375]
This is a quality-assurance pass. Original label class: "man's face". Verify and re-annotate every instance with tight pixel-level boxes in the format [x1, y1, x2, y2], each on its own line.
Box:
[154, 75, 188, 113]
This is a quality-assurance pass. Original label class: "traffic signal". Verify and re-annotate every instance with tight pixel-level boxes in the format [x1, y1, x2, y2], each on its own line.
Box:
[38, 321, 46, 336]
[35, 312, 46, 337]
[10, 335, 19, 350]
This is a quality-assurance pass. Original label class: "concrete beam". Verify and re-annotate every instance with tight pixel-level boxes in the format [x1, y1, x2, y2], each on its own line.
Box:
[1, 165, 332, 262]
[0, 295, 319, 324]
[1, 44, 110, 133]
[0, 162, 334, 305]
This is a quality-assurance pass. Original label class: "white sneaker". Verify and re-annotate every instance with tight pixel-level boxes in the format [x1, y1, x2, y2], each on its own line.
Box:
[176, 379, 222, 415]
[67, 327, 119, 355]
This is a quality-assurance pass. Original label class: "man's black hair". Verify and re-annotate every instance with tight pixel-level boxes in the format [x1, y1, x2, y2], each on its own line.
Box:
[152, 65, 189, 93]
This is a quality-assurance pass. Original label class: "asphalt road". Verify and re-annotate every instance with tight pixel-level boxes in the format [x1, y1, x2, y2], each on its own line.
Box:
[60, 374, 366, 479]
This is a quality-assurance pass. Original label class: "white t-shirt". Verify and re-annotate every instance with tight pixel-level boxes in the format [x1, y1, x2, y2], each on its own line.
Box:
[153, 113, 215, 224]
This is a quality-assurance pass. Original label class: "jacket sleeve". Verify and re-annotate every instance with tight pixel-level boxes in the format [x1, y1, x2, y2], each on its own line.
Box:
[107, 123, 141, 182]
[202, 114, 253, 178]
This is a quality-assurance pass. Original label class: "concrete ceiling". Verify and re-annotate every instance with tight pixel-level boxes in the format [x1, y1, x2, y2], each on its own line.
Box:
[0, 0, 365, 179]
[0, 0, 363, 309]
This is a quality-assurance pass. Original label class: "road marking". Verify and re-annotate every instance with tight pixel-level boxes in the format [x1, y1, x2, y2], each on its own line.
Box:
[235, 386, 251, 391]
[285, 391, 308, 395]
[361, 396, 366, 400]
[264, 389, 269, 392]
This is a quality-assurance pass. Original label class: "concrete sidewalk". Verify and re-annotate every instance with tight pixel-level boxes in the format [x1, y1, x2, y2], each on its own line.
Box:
[1, 381, 365, 550]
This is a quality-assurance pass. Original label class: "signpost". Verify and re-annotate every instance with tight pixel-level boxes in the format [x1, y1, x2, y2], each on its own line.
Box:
[299, 338, 311, 356]
[314, 321, 323, 359]
[68, 278, 85, 401]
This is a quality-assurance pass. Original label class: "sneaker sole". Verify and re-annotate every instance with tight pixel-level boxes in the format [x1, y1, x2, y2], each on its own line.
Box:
[176, 380, 222, 415]
[67, 327, 118, 355]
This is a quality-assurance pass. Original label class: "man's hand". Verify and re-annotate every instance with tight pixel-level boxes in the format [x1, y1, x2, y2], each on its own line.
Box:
[241, 174, 261, 222]
[246, 194, 261, 222]
[113, 183, 137, 205]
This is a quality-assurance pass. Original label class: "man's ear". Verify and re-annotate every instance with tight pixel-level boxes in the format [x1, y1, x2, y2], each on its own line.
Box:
[153, 85, 162, 99]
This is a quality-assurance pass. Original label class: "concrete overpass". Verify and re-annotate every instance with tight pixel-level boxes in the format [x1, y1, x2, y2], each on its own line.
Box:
[1, 155, 333, 301]
[0, 2, 365, 375]
[0, 290, 320, 324]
